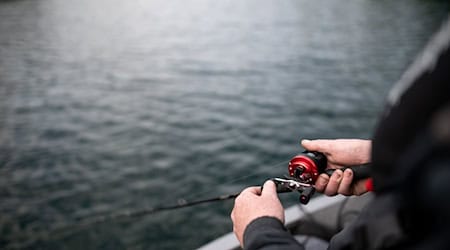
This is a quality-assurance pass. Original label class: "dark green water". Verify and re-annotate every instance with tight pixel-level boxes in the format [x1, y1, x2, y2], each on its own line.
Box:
[0, 0, 448, 249]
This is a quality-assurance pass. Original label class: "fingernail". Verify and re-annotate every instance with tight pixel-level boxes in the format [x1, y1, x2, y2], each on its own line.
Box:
[265, 180, 275, 187]
[334, 170, 342, 180]
[315, 173, 327, 184]
[344, 169, 353, 177]
[301, 139, 310, 145]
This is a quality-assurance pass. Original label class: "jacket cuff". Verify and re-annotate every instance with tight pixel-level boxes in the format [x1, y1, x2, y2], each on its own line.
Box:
[243, 216, 287, 248]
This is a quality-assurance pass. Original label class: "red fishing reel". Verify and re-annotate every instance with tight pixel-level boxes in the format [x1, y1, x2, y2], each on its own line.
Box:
[278, 150, 372, 204]
[288, 151, 327, 184]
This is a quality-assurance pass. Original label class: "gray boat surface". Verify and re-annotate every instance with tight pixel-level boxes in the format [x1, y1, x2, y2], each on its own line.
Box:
[197, 193, 374, 250]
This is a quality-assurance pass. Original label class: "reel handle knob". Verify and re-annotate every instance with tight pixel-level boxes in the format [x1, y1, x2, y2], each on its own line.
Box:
[299, 187, 315, 204]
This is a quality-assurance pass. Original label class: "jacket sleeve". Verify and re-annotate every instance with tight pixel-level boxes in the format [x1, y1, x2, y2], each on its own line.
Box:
[243, 216, 305, 250]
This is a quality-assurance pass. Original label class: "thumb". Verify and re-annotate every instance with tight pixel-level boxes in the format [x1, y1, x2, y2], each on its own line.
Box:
[301, 139, 317, 151]
[301, 139, 328, 152]
[261, 180, 277, 197]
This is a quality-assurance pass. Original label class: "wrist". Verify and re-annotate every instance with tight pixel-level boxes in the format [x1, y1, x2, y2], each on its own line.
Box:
[243, 216, 286, 246]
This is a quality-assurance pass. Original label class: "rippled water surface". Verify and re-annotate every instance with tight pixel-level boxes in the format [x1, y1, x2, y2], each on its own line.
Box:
[0, 0, 448, 249]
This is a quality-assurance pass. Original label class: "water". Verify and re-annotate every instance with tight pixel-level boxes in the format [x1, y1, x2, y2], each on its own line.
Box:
[0, 0, 448, 249]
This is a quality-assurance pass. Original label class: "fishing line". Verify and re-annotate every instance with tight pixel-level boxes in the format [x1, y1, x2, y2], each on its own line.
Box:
[6, 161, 322, 248]
[24, 158, 290, 244]
[75, 193, 240, 228]
[2, 101, 300, 248]
[4, 192, 243, 249]
[3, 157, 299, 250]
[75, 158, 289, 225]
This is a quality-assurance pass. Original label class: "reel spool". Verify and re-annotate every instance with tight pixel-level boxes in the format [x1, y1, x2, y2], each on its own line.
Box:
[285, 151, 327, 204]
[288, 151, 327, 184]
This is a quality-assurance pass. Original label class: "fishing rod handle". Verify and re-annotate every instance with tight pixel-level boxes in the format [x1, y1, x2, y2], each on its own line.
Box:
[324, 163, 371, 183]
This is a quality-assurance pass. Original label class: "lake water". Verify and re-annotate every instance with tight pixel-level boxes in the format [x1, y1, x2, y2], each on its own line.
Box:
[0, 0, 448, 249]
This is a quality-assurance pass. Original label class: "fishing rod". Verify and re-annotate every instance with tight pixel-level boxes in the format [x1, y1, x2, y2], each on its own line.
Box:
[72, 151, 372, 226]
[8, 192, 243, 250]
[77, 193, 241, 226]
[8, 150, 372, 250]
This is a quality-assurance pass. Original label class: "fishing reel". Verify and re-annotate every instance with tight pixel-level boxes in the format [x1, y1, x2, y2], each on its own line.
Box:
[288, 151, 327, 184]
[271, 151, 371, 205]
[275, 151, 327, 204]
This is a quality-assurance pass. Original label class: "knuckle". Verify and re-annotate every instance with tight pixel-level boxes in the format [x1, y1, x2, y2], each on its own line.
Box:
[324, 185, 338, 196]
[342, 175, 352, 185]
[241, 187, 252, 194]
[330, 177, 340, 185]
[324, 189, 337, 196]
[338, 187, 351, 196]
[315, 185, 325, 192]
[317, 174, 329, 185]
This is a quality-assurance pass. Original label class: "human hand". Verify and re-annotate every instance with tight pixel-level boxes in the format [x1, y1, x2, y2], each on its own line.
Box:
[301, 139, 372, 196]
[231, 181, 284, 246]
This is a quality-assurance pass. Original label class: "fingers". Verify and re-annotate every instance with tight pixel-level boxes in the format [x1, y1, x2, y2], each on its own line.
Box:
[301, 139, 333, 153]
[352, 179, 370, 195]
[231, 181, 285, 246]
[301, 139, 320, 151]
[236, 182, 277, 204]
[240, 186, 262, 196]
[314, 174, 330, 193]
[316, 169, 356, 196]
[324, 169, 343, 196]
[260, 180, 277, 197]
[301, 138, 372, 196]
[337, 169, 353, 195]
[238, 181, 277, 198]
[301, 139, 372, 166]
